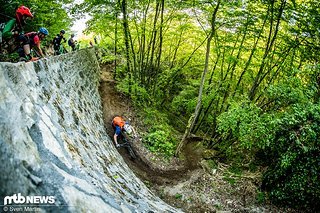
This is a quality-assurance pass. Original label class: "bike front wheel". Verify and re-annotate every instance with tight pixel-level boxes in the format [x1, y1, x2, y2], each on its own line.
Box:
[127, 144, 137, 160]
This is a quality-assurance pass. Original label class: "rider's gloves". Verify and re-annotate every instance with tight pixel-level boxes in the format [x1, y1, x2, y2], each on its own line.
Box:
[116, 144, 120, 148]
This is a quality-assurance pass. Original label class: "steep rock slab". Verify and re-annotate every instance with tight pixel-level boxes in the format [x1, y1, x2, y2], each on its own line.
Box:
[0, 49, 179, 212]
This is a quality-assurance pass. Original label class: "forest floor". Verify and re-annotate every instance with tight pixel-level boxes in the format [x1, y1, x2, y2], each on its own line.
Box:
[99, 66, 298, 213]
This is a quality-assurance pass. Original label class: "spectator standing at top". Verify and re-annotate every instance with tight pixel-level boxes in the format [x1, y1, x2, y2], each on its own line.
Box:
[53, 29, 66, 55]
[68, 33, 76, 51]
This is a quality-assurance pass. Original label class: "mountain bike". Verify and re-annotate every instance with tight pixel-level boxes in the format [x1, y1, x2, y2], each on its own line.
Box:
[118, 136, 137, 160]
[17, 47, 41, 62]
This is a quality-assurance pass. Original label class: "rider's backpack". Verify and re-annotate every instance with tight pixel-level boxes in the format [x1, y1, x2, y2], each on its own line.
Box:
[68, 38, 73, 46]
[24, 32, 38, 45]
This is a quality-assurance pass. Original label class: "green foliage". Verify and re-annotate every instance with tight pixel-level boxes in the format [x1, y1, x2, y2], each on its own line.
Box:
[116, 79, 151, 107]
[256, 190, 266, 204]
[218, 102, 320, 209]
[171, 82, 199, 116]
[0, 1, 17, 22]
[206, 159, 218, 169]
[0, 52, 19, 62]
[138, 108, 178, 158]
[266, 70, 311, 107]
[223, 175, 236, 186]
[153, 67, 187, 105]
[217, 100, 276, 150]
[100, 54, 117, 64]
[96, 47, 116, 64]
[216, 66, 320, 210]
[228, 164, 243, 176]
[144, 127, 176, 158]
[175, 193, 183, 199]
[261, 104, 320, 210]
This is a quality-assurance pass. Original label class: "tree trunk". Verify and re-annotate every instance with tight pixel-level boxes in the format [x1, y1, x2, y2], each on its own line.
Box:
[113, 1, 120, 79]
[121, 0, 132, 93]
[249, 0, 286, 101]
[152, 0, 165, 95]
[175, 1, 221, 156]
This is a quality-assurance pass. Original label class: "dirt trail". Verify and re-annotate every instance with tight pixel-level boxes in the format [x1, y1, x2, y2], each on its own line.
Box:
[99, 67, 202, 186]
[98, 68, 226, 213]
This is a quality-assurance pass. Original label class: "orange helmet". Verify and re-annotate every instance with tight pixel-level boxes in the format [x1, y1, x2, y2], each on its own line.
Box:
[112, 116, 125, 128]
[16, 6, 33, 18]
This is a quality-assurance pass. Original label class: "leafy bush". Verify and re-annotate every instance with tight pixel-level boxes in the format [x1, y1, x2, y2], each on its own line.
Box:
[116, 78, 151, 107]
[121, 109, 177, 159]
[144, 129, 176, 157]
[171, 82, 199, 115]
[142, 109, 168, 126]
[100, 54, 117, 64]
[218, 103, 320, 209]
[216, 67, 320, 210]
[256, 190, 266, 204]
[133, 108, 178, 158]
[153, 67, 187, 104]
[261, 104, 320, 210]
[0, 52, 20, 62]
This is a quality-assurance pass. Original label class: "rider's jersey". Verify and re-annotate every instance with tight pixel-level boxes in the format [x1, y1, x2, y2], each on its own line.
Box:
[1, 19, 21, 53]
[53, 34, 64, 46]
[2, 19, 16, 39]
[24, 32, 40, 46]
[114, 126, 122, 136]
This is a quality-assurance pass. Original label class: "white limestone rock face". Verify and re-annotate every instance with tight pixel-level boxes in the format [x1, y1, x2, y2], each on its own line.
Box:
[0, 49, 180, 213]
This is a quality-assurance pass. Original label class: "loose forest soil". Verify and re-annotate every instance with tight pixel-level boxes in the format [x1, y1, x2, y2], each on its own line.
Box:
[99, 66, 298, 213]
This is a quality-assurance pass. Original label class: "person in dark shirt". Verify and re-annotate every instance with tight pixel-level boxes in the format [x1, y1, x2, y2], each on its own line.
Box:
[68, 33, 76, 51]
[53, 29, 66, 55]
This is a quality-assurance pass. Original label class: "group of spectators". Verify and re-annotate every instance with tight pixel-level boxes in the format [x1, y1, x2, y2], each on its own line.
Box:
[0, 5, 78, 62]
[0, 5, 47, 61]
[52, 29, 78, 55]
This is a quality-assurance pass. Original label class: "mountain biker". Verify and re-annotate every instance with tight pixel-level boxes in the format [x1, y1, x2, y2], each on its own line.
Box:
[1, 6, 33, 40]
[18, 27, 49, 61]
[1, 6, 33, 53]
[112, 116, 137, 148]
[53, 29, 66, 55]
[68, 33, 76, 51]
